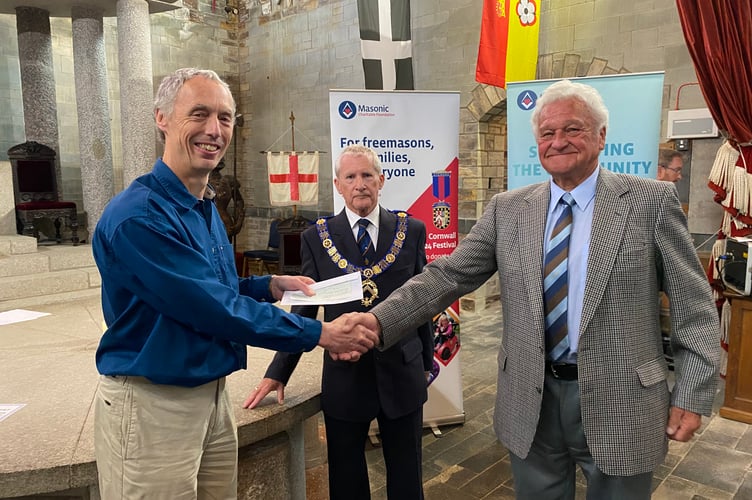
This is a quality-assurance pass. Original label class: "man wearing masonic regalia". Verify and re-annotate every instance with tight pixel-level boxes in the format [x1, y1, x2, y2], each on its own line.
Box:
[246, 145, 433, 499]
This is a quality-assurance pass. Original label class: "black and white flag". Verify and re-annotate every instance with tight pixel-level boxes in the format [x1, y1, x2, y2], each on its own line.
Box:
[357, 0, 414, 90]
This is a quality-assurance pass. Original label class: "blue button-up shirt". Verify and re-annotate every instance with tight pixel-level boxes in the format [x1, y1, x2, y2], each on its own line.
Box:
[93, 159, 321, 387]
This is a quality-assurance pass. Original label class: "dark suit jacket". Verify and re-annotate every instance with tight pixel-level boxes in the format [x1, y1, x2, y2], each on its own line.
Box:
[265, 207, 433, 421]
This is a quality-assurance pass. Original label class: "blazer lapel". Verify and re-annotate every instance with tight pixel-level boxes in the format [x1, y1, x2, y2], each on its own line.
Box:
[520, 183, 550, 337]
[376, 207, 396, 258]
[579, 169, 630, 336]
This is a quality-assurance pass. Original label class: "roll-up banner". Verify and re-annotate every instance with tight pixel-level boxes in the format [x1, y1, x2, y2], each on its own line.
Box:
[329, 90, 464, 427]
[506, 72, 665, 190]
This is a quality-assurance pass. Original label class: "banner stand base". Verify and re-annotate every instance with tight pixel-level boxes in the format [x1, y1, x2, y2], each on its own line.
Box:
[424, 413, 467, 437]
[424, 412, 466, 429]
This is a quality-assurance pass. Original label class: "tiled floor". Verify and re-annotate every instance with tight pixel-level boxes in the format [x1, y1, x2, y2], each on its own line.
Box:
[364, 300, 752, 499]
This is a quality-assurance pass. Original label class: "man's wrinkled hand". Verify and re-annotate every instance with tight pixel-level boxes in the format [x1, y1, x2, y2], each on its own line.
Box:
[356, 312, 381, 334]
[666, 406, 702, 442]
[319, 312, 380, 357]
[243, 378, 285, 409]
[329, 350, 362, 362]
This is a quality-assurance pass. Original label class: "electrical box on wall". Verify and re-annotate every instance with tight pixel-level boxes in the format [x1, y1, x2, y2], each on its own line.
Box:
[666, 108, 719, 139]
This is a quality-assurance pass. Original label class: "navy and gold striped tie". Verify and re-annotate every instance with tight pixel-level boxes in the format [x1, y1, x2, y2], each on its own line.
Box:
[544, 193, 575, 361]
[356, 218, 375, 265]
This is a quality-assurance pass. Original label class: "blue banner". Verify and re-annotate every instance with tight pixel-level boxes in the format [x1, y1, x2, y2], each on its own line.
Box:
[506, 72, 665, 190]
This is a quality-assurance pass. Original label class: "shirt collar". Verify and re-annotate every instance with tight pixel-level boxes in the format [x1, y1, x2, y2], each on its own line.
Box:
[153, 158, 214, 208]
[549, 166, 599, 210]
[344, 206, 380, 230]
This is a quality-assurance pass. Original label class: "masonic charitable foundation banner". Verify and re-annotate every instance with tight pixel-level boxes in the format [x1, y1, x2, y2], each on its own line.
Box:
[329, 90, 464, 426]
[506, 72, 665, 190]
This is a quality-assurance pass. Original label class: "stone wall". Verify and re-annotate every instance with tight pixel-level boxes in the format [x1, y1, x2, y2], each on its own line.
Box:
[237, 0, 358, 251]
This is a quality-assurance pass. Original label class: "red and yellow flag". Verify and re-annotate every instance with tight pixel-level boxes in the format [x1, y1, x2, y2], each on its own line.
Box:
[475, 0, 540, 88]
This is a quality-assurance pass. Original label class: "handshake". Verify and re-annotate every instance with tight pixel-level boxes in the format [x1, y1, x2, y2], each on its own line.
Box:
[269, 275, 382, 361]
[318, 312, 382, 361]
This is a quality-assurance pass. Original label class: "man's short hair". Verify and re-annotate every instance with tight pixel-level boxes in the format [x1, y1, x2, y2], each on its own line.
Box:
[153, 68, 235, 143]
[530, 79, 609, 138]
[658, 148, 682, 167]
[335, 145, 382, 176]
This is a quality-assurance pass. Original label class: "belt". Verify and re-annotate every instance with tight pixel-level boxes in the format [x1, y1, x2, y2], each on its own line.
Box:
[545, 361, 578, 380]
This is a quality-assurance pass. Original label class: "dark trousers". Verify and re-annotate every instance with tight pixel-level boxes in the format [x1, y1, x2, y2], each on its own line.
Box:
[324, 408, 424, 500]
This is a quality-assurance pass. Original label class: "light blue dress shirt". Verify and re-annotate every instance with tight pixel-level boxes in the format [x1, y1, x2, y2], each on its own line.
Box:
[544, 167, 599, 363]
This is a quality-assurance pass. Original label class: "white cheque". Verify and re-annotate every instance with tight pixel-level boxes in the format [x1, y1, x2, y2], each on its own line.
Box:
[281, 272, 363, 305]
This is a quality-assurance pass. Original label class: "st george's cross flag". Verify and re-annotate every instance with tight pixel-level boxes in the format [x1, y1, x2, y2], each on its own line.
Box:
[476, 0, 540, 88]
[267, 151, 319, 206]
[357, 0, 414, 90]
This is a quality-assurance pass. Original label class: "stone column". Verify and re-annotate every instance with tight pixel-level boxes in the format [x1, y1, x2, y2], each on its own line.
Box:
[116, 0, 155, 184]
[304, 414, 329, 499]
[287, 422, 306, 500]
[0, 162, 16, 235]
[15, 7, 61, 193]
[72, 6, 115, 232]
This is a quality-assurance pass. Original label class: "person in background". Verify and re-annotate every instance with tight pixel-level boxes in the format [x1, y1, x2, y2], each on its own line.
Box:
[656, 147, 685, 370]
[92, 68, 378, 499]
[657, 148, 684, 183]
[348, 79, 720, 499]
[245, 145, 433, 499]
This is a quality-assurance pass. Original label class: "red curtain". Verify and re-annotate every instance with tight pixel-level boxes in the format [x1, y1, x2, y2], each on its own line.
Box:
[677, 0, 752, 237]
[677, 1, 752, 377]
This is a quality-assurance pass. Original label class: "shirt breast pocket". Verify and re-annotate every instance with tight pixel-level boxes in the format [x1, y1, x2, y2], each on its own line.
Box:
[210, 243, 236, 285]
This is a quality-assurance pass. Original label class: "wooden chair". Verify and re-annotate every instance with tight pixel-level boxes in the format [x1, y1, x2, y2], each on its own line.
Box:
[277, 216, 313, 275]
[9, 141, 79, 245]
[242, 219, 280, 276]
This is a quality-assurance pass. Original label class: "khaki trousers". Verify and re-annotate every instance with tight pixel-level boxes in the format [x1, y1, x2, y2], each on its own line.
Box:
[94, 375, 238, 500]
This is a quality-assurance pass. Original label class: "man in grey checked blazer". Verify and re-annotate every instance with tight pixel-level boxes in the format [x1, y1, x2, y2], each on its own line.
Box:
[348, 80, 720, 498]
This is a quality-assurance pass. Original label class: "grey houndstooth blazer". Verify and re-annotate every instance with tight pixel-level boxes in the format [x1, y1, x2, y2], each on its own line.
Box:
[372, 167, 720, 476]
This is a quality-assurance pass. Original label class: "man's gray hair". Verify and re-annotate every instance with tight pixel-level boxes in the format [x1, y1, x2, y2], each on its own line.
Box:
[335, 145, 382, 176]
[153, 68, 236, 142]
[530, 79, 609, 138]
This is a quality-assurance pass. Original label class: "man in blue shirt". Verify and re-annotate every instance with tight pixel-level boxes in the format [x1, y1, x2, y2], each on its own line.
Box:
[92, 68, 378, 499]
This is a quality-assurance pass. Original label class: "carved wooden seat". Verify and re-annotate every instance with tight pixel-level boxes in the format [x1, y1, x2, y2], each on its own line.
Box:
[277, 216, 312, 275]
[8, 141, 79, 245]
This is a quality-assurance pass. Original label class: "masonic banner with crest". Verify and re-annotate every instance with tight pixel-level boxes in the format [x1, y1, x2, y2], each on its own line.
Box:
[329, 90, 464, 427]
